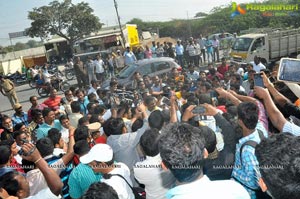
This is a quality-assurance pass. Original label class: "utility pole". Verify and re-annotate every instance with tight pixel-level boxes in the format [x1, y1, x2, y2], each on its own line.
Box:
[187, 11, 192, 38]
[114, 0, 126, 48]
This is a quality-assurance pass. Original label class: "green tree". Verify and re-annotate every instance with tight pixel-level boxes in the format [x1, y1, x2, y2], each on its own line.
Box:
[194, 12, 208, 18]
[26, 40, 40, 48]
[27, 0, 102, 54]
[14, 42, 29, 51]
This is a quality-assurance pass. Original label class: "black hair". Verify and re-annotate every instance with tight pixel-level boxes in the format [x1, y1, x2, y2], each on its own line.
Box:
[159, 123, 206, 183]
[36, 137, 54, 157]
[0, 171, 20, 196]
[198, 94, 212, 105]
[103, 118, 125, 136]
[89, 114, 100, 123]
[78, 116, 89, 127]
[0, 145, 11, 164]
[237, 102, 258, 130]
[59, 114, 69, 123]
[47, 128, 62, 146]
[93, 105, 106, 115]
[74, 126, 89, 142]
[148, 110, 164, 130]
[75, 89, 85, 96]
[31, 109, 42, 120]
[200, 126, 216, 153]
[88, 93, 97, 101]
[82, 182, 119, 199]
[71, 101, 81, 113]
[42, 107, 52, 118]
[29, 95, 37, 102]
[87, 102, 96, 114]
[73, 140, 90, 156]
[144, 96, 156, 106]
[14, 122, 25, 131]
[255, 133, 300, 199]
[12, 131, 26, 140]
[131, 119, 144, 132]
[140, 128, 160, 157]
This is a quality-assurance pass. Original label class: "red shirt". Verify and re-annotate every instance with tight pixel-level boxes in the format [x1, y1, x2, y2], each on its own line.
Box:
[217, 64, 229, 76]
[43, 96, 62, 110]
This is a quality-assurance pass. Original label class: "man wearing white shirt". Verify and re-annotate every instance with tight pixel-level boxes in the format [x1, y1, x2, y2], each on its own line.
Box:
[94, 54, 105, 84]
[134, 129, 176, 199]
[199, 34, 206, 63]
[212, 36, 220, 62]
[251, 56, 266, 72]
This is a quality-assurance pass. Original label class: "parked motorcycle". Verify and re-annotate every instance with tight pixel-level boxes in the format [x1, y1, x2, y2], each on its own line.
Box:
[64, 64, 75, 80]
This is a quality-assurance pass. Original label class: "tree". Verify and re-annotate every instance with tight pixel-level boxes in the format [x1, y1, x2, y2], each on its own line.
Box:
[27, 0, 102, 54]
[194, 12, 208, 18]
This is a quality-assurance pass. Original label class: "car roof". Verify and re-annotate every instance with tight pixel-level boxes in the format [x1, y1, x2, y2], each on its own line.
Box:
[135, 57, 176, 65]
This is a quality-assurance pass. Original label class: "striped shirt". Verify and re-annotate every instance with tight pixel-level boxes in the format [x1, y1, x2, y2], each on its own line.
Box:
[68, 163, 102, 199]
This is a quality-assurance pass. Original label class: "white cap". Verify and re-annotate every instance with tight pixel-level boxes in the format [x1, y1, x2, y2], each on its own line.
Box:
[86, 122, 101, 133]
[80, 144, 113, 164]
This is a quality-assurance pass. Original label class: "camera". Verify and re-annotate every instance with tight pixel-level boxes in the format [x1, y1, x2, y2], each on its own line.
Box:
[192, 106, 206, 114]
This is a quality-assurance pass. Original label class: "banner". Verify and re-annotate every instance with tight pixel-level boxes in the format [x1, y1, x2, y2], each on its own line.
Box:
[126, 24, 139, 46]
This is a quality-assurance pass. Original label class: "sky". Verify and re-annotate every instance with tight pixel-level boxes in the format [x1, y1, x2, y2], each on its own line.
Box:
[0, 0, 254, 46]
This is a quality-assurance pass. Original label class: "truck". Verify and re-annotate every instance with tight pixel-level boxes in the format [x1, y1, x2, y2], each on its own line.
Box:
[230, 28, 300, 66]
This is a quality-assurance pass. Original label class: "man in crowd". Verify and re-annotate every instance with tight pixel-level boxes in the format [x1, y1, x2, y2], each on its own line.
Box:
[74, 56, 88, 89]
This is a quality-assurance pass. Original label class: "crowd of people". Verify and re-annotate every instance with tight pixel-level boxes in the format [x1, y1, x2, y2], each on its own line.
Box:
[1, 34, 300, 199]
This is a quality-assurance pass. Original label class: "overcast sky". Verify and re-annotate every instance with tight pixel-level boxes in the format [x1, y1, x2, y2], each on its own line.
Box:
[0, 0, 255, 46]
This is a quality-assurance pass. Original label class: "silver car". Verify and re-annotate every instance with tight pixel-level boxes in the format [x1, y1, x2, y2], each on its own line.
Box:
[102, 57, 182, 89]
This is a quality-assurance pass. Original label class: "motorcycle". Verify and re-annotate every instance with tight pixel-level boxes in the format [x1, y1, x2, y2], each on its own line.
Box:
[36, 72, 71, 97]
[5, 72, 27, 86]
[64, 64, 75, 80]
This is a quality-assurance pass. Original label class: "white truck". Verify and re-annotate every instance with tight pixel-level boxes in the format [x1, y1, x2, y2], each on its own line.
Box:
[230, 28, 300, 66]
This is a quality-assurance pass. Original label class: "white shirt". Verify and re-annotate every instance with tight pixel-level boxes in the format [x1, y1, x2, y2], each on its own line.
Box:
[251, 61, 266, 72]
[94, 59, 105, 73]
[134, 154, 176, 199]
[87, 86, 100, 99]
[101, 162, 134, 199]
[25, 188, 60, 199]
[166, 175, 250, 199]
[186, 44, 196, 56]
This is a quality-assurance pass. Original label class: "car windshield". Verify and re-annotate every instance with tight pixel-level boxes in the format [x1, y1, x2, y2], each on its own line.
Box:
[232, 38, 253, 51]
[118, 64, 138, 79]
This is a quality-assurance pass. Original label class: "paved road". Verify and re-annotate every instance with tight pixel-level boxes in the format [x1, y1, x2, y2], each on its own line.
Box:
[0, 78, 77, 117]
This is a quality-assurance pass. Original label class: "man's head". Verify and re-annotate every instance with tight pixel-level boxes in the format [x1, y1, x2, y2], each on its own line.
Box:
[188, 65, 195, 73]
[13, 103, 23, 114]
[2, 115, 13, 132]
[48, 128, 64, 149]
[221, 57, 226, 65]
[73, 140, 90, 157]
[82, 182, 119, 199]
[103, 118, 126, 136]
[31, 109, 43, 124]
[75, 89, 85, 101]
[49, 88, 57, 99]
[36, 137, 54, 157]
[13, 131, 27, 147]
[70, 101, 81, 114]
[64, 90, 73, 101]
[148, 110, 165, 130]
[159, 123, 208, 183]
[140, 128, 160, 157]
[0, 145, 12, 166]
[0, 171, 30, 198]
[29, 96, 38, 106]
[80, 144, 114, 173]
[254, 55, 260, 65]
[237, 102, 258, 131]
[144, 96, 157, 112]
[42, 107, 55, 124]
[255, 133, 300, 199]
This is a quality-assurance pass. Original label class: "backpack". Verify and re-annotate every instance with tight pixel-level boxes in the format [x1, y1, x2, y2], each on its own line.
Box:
[234, 129, 272, 199]
[103, 173, 146, 199]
